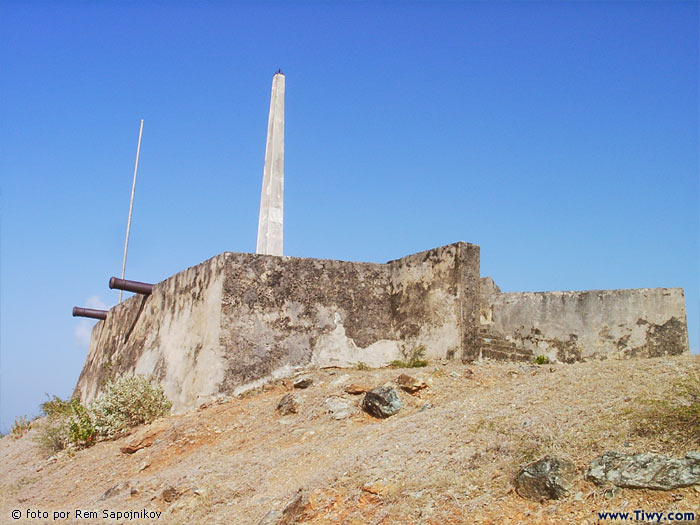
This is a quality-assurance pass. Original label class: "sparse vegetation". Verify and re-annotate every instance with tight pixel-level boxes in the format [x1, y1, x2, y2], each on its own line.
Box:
[389, 344, 429, 368]
[534, 354, 550, 365]
[36, 375, 171, 454]
[36, 396, 89, 454]
[3, 355, 698, 524]
[91, 374, 172, 439]
[630, 371, 700, 448]
[10, 416, 32, 438]
[355, 361, 370, 371]
[40, 395, 76, 418]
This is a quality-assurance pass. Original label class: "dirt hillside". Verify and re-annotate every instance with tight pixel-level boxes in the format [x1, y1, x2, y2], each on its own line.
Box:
[3, 354, 699, 524]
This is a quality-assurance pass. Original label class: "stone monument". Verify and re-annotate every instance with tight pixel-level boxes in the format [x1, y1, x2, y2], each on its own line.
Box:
[256, 71, 285, 256]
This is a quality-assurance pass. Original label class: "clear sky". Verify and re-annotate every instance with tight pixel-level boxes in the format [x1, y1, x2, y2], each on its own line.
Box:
[1, 1, 698, 433]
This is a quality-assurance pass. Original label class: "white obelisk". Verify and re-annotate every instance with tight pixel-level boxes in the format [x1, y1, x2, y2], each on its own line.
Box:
[256, 71, 285, 256]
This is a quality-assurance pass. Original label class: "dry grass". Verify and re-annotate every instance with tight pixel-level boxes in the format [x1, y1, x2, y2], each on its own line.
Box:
[2, 354, 699, 524]
[626, 370, 699, 450]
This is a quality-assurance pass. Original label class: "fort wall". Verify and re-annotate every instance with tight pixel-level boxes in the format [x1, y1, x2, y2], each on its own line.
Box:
[75, 242, 480, 411]
[479, 286, 689, 362]
[74, 243, 689, 412]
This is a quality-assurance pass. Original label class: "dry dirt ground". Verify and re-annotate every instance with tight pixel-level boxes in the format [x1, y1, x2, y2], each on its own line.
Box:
[2, 355, 699, 524]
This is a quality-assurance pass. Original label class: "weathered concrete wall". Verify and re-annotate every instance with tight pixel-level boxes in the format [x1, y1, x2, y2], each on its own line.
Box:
[480, 287, 689, 363]
[388, 242, 480, 362]
[218, 253, 398, 391]
[75, 242, 689, 412]
[75, 255, 228, 410]
[75, 242, 480, 412]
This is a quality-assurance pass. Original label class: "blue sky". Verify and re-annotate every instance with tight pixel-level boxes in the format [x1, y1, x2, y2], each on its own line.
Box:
[1, 1, 697, 433]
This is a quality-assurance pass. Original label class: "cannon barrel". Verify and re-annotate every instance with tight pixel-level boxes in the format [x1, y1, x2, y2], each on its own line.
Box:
[109, 277, 154, 295]
[73, 307, 108, 320]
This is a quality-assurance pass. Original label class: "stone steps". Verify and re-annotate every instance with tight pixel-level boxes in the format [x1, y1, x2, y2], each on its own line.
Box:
[479, 329, 533, 361]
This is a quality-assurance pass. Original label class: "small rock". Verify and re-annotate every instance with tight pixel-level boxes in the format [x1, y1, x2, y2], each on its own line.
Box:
[449, 371, 459, 378]
[345, 383, 371, 395]
[130, 487, 140, 496]
[574, 491, 583, 501]
[324, 397, 352, 420]
[161, 486, 180, 503]
[419, 402, 433, 412]
[293, 375, 313, 389]
[464, 368, 474, 378]
[587, 451, 700, 490]
[120, 440, 153, 454]
[276, 393, 301, 415]
[262, 489, 306, 524]
[397, 374, 428, 393]
[119, 429, 160, 454]
[361, 387, 402, 418]
[101, 481, 131, 500]
[361, 484, 388, 496]
[515, 456, 577, 501]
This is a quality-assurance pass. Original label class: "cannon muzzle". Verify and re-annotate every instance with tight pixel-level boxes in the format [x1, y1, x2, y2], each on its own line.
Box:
[73, 307, 108, 320]
[109, 277, 154, 295]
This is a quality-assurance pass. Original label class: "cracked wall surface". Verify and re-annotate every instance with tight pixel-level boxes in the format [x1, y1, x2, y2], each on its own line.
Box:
[74, 243, 689, 412]
[479, 287, 689, 362]
[75, 242, 479, 412]
[74, 255, 228, 410]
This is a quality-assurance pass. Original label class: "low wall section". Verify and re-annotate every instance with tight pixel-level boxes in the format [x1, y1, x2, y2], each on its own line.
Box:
[479, 287, 689, 362]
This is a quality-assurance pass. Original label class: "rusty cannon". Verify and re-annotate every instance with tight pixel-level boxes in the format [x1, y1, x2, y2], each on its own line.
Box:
[109, 277, 154, 295]
[72, 307, 108, 320]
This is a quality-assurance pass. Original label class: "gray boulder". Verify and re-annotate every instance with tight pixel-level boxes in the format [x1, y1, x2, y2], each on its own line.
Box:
[276, 394, 301, 415]
[324, 397, 352, 420]
[293, 375, 313, 389]
[361, 387, 402, 418]
[515, 456, 577, 500]
[587, 451, 700, 490]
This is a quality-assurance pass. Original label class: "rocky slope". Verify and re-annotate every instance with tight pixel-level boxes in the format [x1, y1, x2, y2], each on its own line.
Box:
[2, 355, 699, 524]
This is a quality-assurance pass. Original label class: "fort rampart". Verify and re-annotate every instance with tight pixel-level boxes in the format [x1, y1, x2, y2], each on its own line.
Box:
[75, 242, 688, 412]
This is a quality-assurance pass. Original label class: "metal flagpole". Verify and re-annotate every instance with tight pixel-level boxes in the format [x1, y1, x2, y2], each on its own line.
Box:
[119, 119, 144, 303]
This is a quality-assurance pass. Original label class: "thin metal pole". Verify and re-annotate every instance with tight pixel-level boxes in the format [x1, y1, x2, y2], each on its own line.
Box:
[119, 119, 144, 303]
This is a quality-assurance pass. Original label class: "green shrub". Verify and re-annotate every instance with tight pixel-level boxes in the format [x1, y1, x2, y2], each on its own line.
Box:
[534, 354, 550, 365]
[91, 375, 172, 439]
[36, 376, 171, 454]
[10, 416, 31, 438]
[355, 361, 370, 371]
[41, 395, 76, 418]
[67, 402, 96, 448]
[389, 345, 429, 368]
[37, 396, 91, 454]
